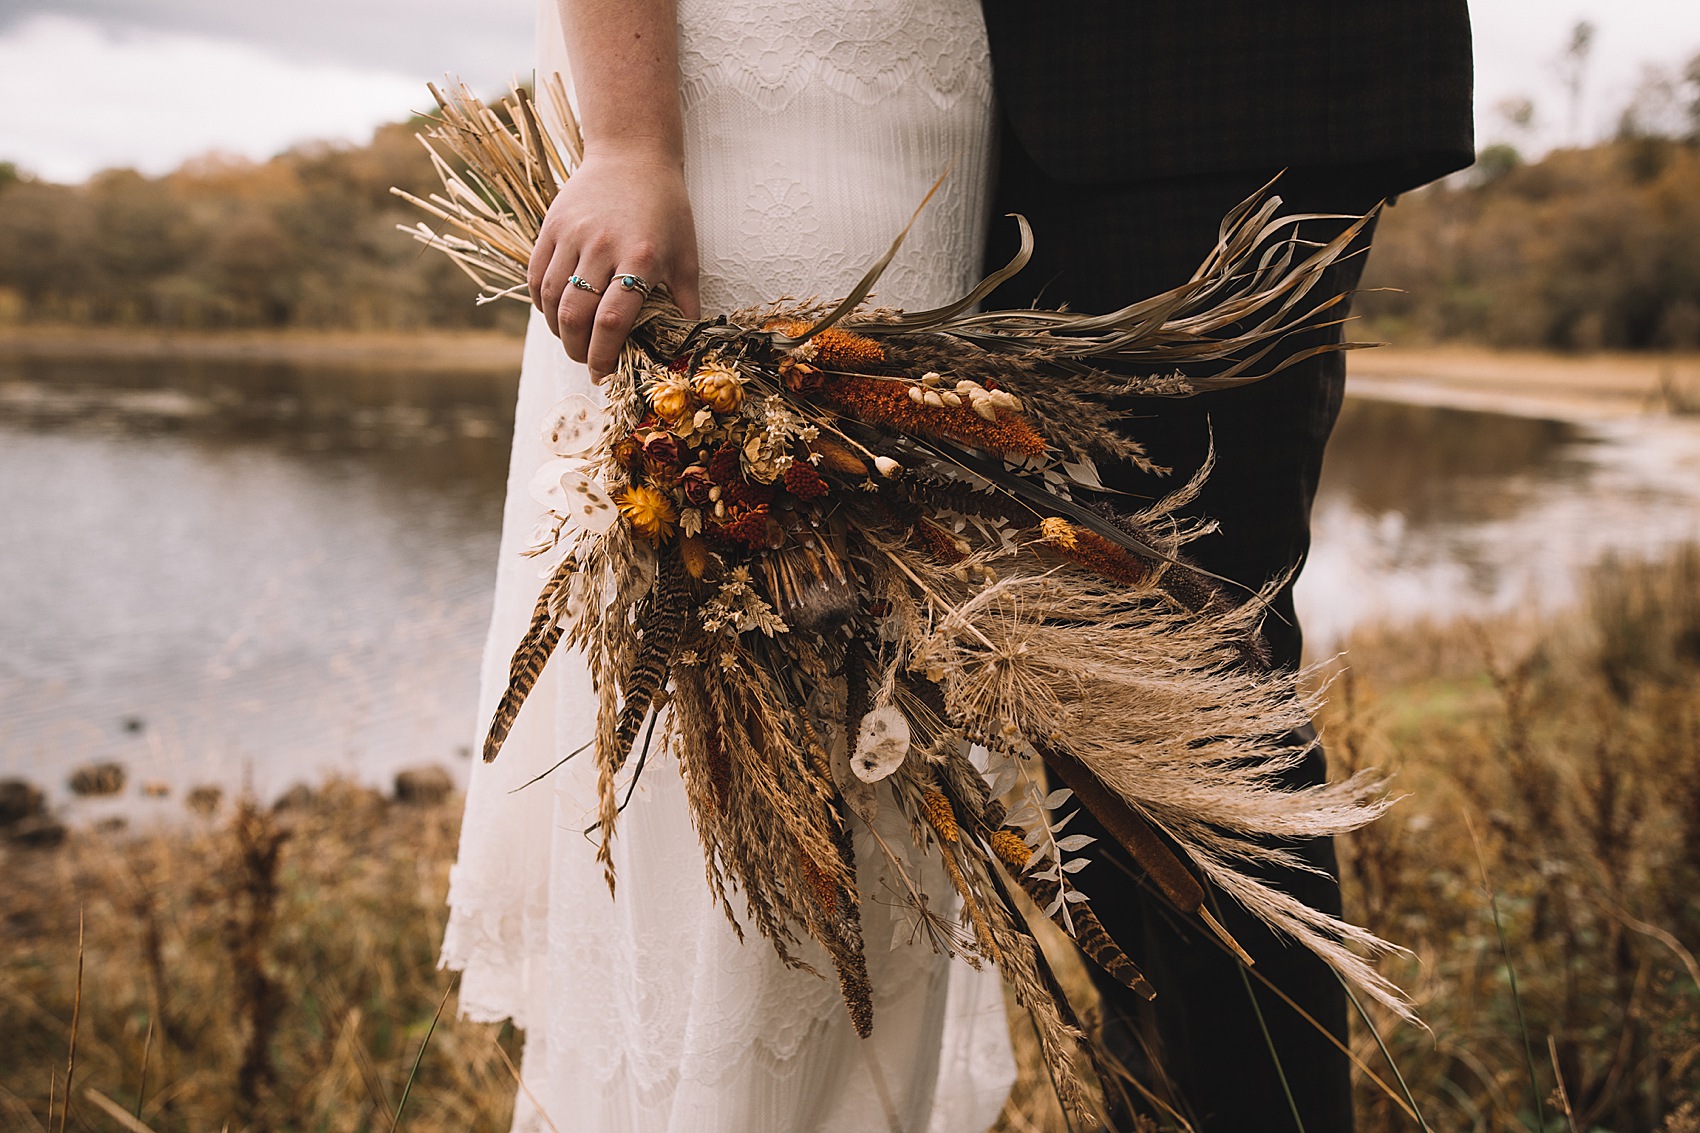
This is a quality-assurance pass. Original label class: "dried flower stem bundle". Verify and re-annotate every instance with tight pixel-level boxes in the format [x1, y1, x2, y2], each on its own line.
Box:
[398, 80, 1407, 1119]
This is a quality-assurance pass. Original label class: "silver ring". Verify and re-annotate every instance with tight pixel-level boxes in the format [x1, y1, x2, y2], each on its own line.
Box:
[567, 274, 601, 294]
[615, 273, 652, 296]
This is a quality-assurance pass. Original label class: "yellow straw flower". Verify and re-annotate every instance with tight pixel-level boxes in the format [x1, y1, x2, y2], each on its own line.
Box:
[617, 484, 678, 542]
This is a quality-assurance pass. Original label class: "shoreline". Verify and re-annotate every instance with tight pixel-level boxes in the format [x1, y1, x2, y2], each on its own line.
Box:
[1346, 344, 1700, 421]
[0, 325, 526, 372]
[4, 327, 1699, 421]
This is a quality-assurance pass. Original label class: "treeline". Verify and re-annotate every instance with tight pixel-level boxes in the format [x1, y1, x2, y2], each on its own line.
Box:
[0, 122, 523, 333]
[1358, 136, 1700, 350]
[4, 120, 1700, 349]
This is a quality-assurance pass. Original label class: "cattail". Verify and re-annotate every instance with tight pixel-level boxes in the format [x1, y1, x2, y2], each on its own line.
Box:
[766, 319, 887, 370]
[1038, 518, 1151, 585]
[807, 436, 868, 477]
[922, 789, 958, 842]
[817, 372, 1048, 458]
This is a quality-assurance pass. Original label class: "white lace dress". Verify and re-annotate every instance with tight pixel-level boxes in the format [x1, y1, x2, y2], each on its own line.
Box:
[441, 2, 1016, 1130]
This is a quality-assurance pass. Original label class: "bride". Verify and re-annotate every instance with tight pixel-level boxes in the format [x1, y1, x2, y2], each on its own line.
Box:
[440, 0, 1018, 1129]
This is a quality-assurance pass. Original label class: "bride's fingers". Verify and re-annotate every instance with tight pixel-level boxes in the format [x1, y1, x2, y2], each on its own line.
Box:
[527, 227, 557, 314]
[555, 259, 611, 363]
[537, 242, 584, 341]
[585, 274, 651, 381]
[671, 256, 702, 321]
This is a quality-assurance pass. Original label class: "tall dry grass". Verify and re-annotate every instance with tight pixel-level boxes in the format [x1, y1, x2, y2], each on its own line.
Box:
[0, 782, 519, 1132]
[3, 549, 1697, 1131]
[1328, 546, 1700, 1133]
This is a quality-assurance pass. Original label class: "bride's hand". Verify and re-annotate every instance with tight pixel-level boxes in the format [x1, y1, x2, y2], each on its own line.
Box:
[528, 144, 701, 382]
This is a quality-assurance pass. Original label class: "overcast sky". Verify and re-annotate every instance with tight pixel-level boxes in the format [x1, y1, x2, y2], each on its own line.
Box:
[2, 0, 1698, 183]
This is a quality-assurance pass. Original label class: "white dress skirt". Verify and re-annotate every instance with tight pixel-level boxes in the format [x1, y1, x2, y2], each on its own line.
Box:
[440, 1, 1018, 1130]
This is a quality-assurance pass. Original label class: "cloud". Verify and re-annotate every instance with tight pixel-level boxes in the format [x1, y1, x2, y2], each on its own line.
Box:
[0, 14, 434, 182]
[0, 0, 532, 86]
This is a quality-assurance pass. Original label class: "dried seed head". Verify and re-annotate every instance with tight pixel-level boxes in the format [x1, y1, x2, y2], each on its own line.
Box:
[990, 828, 1031, 871]
[922, 789, 959, 843]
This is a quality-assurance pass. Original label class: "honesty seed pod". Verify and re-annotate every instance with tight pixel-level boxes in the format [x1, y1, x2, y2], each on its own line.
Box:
[851, 705, 911, 783]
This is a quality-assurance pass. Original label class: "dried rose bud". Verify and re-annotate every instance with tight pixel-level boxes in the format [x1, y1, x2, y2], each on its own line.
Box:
[611, 435, 643, 469]
[640, 430, 681, 470]
[780, 357, 824, 392]
[680, 464, 714, 506]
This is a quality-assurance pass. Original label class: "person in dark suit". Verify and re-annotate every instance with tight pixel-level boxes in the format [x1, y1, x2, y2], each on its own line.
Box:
[979, 4, 1475, 1130]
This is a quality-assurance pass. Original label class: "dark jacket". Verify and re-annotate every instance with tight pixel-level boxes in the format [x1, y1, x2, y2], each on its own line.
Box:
[981, 0, 1475, 194]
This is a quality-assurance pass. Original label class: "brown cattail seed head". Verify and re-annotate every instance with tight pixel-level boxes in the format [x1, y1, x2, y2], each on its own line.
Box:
[922, 790, 959, 843]
[808, 436, 868, 477]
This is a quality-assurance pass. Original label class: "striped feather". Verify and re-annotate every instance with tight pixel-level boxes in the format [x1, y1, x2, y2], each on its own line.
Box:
[612, 549, 689, 765]
[481, 556, 574, 763]
[1019, 871, 1155, 1000]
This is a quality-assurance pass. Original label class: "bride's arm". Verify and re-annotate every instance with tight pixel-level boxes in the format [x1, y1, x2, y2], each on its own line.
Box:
[528, 0, 701, 381]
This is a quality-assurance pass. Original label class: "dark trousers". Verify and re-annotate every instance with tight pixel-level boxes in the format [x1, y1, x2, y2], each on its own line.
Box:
[985, 118, 1383, 1133]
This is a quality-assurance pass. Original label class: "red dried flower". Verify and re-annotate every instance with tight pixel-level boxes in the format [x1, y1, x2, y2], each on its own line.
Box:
[640, 429, 681, 470]
[707, 445, 742, 486]
[680, 464, 714, 506]
[712, 504, 774, 548]
[782, 460, 829, 500]
[723, 477, 774, 509]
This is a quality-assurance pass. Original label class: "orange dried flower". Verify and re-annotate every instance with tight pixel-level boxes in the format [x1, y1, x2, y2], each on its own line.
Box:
[990, 828, 1031, 871]
[648, 375, 695, 424]
[921, 789, 958, 843]
[766, 319, 887, 371]
[818, 373, 1048, 458]
[693, 360, 746, 413]
[616, 484, 677, 542]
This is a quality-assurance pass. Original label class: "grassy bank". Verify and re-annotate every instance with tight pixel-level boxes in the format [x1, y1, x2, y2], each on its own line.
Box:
[4, 551, 1698, 1132]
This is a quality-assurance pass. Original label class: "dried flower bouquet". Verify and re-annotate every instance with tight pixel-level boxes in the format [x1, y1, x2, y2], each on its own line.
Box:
[397, 80, 1405, 1116]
